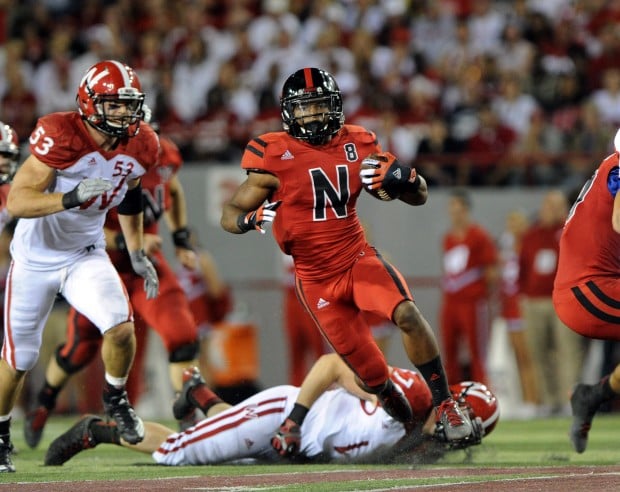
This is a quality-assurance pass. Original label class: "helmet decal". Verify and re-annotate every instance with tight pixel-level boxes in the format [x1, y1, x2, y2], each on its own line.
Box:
[77, 60, 145, 138]
[450, 381, 500, 436]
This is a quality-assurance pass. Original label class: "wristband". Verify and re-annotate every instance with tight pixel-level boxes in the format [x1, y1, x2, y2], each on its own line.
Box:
[236, 213, 252, 233]
[288, 403, 310, 426]
[172, 227, 192, 249]
[62, 189, 81, 209]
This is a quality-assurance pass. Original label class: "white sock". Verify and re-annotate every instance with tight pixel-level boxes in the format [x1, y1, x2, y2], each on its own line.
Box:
[105, 373, 128, 389]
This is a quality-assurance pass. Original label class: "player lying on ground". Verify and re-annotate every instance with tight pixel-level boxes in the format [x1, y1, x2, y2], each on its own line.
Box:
[45, 354, 499, 466]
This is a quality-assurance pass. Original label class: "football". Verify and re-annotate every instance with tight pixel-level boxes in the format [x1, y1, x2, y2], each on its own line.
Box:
[360, 154, 399, 201]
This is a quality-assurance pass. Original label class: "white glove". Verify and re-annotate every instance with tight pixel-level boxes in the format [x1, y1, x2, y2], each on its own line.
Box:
[62, 178, 113, 209]
[129, 249, 159, 299]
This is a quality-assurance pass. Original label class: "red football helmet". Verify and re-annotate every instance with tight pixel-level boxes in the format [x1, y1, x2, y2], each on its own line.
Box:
[450, 381, 499, 436]
[389, 367, 433, 422]
[0, 122, 19, 184]
[76, 60, 145, 138]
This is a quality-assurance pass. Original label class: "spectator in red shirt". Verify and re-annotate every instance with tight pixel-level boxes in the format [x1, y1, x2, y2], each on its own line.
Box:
[519, 189, 586, 416]
[463, 103, 517, 186]
[440, 188, 498, 385]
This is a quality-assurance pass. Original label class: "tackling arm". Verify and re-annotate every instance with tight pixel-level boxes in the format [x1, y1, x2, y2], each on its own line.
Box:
[296, 353, 375, 409]
[272, 354, 377, 457]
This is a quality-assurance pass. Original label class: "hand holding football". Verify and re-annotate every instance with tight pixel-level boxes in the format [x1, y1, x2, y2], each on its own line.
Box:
[360, 152, 402, 201]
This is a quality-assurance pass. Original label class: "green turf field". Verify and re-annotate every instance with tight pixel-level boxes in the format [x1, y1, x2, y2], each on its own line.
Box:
[1, 414, 619, 489]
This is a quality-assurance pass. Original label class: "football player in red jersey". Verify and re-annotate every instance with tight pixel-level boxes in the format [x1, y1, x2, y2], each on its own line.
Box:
[23, 128, 202, 448]
[553, 131, 620, 453]
[0, 60, 159, 472]
[221, 67, 473, 451]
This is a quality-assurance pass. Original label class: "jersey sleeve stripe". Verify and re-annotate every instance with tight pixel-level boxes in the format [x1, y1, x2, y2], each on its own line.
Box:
[571, 284, 620, 323]
[246, 143, 264, 158]
[584, 280, 620, 308]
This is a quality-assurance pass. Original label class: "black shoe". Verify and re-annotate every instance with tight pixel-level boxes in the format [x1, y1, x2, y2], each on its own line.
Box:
[436, 398, 473, 442]
[44, 415, 101, 466]
[178, 408, 200, 432]
[570, 383, 601, 453]
[103, 390, 144, 444]
[24, 406, 50, 449]
[0, 436, 15, 473]
[377, 380, 414, 423]
[173, 366, 206, 421]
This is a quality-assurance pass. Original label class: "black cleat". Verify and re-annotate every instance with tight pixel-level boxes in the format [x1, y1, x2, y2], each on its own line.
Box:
[177, 408, 200, 432]
[173, 366, 206, 421]
[103, 390, 144, 444]
[0, 436, 15, 473]
[377, 379, 414, 423]
[24, 406, 50, 449]
[436, 398, 473, 442]
[44, 415, 101, 466]
[570, 383, 601, 453]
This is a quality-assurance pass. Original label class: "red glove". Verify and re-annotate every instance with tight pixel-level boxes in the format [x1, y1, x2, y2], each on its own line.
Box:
[271, 418, 301, 457]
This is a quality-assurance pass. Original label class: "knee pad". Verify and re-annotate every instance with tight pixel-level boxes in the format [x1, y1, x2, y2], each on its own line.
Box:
[168, 341, 199, 363]
[55, 342, 98, 374]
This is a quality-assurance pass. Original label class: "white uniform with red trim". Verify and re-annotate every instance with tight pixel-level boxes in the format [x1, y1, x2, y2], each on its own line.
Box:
[153, 367, 432, 465]
[2, 112, 158, 371]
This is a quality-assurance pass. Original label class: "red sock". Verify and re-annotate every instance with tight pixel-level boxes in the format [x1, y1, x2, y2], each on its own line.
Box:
[190, 385, 224, 413]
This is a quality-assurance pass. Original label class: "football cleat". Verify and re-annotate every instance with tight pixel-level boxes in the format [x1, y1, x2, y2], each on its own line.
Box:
[435, 415, 484, 450]
[177, 408, 200, 432]
[24, 406, 50, 449]
[103, 389, 144, 444]
[569, 383, 602, 453]
[173, 366, 206, 421]
[0, 436, 15, 473]
[377, 379, 414, 423]
[435, 398, 473, 442]
[45, 415, 101, 466]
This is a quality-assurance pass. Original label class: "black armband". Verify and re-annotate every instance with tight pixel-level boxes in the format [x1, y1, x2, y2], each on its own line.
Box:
[288, 403, 310, 426]
[236, 212, 252, 233]
[117, 183, 143, 215]
[114, 233, 127, 252]
[62, 189, 81, 209]
[172, 227, 192, 249]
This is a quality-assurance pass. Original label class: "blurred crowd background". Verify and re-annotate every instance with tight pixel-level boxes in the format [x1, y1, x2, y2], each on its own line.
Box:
[3, 0, 620, 189]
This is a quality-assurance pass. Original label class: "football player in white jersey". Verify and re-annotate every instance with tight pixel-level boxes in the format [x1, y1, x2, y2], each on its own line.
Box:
[44, 354, 499, 467]
[0, 60, 160, 473]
